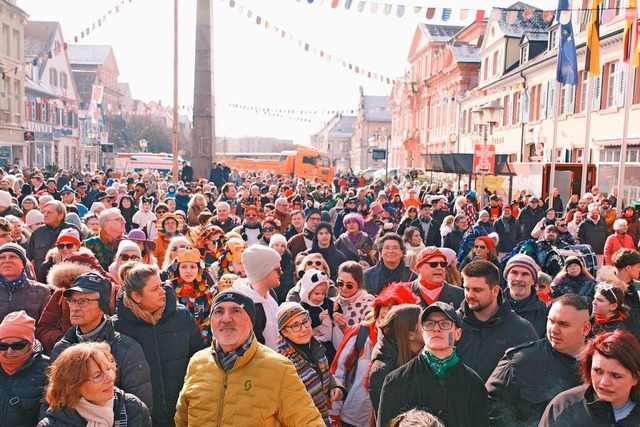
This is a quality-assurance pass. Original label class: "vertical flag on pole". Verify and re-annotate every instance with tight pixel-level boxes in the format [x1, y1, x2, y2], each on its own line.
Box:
[585, 0, 603, 76]
[623, 0, 640, 67]
[556, 0, 579, 85]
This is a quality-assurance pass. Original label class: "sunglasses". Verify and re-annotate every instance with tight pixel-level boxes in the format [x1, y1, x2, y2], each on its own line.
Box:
[262, 226, 275, 232]
[171, 244, 187, 252]
[0, 340, 30, 351]
[474, 245, 487, 249]
[56, 243, 76, 250]
[245, 213, 258, 219]
[336, 280, 356, 290]
[156, 210, 168, 215]
[120, 254, 140, 262]
[425, 261, 448, 268]
[306, 260, 323, 267]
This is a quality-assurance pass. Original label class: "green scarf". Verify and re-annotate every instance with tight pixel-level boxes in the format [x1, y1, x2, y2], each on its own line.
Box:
[421, 347, 460, 378]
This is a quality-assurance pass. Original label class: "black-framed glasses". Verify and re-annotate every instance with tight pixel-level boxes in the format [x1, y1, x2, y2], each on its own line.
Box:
[336, 280, 356, 290]
[0, 340, 29, 351]
[65, 298, 100, 308]
[425, 261, 448, 268]
[286, 317, 311, 332]
[156, 210, 168, 215]
[120, 254, 140, 262]
[422, 319, 454, 331]
[306, 260, 323, 267]
[56, 243, 76, 250]
[262, 227, 275, 232]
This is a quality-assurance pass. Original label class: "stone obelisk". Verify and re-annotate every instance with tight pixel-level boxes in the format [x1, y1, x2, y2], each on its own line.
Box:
[191, 0, 215, 180]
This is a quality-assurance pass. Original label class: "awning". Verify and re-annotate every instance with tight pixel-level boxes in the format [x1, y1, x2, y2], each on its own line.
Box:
[422, 153, 515, 175]
[593, 138, 640, 147]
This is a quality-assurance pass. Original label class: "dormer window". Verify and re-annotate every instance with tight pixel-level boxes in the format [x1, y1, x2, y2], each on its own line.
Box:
[521, 44, 529, 64]
[549, 28, 559, 50]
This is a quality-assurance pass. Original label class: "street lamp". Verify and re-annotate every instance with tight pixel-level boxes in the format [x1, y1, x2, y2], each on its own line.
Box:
[87, 129, 100, 171]
[139, 139, 148, 152]
[471, 100, 503, 207]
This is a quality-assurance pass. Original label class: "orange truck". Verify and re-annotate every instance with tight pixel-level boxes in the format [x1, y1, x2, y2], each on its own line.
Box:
[219, 146, 334, 184]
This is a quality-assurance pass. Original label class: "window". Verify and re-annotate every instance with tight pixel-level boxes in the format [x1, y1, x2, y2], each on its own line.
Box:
[12, 30, 19, 61]
[13, 80, 19, 118]
[530, 84, 541, 121]
[2, 25, 9, 56]
[549, 28, 558, 50]
[502, 95, 510, 126]
[576, 71, 588, 112]
[49, 69, 58, 87]
[302, 156, 316, 166]
[492, 51, 499, 76]
[521, 44, 529, 64]
[483, 58, 489, 80]
[560, 85, 568, 115]
[512, 92, 521, 124]
[60, 72, 68, 90]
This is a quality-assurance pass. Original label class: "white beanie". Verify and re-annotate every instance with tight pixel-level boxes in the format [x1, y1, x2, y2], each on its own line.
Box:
[25, 210, 44, 227]
[299, 268, 330, 304]
[268, 234, 287, 248]
[0, 190, 11, 208]
[242, 245, 281, 283]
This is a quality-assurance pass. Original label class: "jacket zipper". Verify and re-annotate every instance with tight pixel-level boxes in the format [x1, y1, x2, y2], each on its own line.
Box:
[151, 325, 168, 419]
[216, 372, 228, 427]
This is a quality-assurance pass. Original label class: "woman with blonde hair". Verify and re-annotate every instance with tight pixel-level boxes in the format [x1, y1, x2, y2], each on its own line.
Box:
[38, 342, 151, 426]
[368, 304, 423, 414]
[186, 194, 209, 227]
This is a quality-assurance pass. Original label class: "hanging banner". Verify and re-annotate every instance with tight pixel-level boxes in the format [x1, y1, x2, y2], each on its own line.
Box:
[473, 144, 495, 175]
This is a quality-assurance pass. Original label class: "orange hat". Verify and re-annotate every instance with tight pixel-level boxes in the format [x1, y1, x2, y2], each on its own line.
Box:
[0, 310, 35, 343]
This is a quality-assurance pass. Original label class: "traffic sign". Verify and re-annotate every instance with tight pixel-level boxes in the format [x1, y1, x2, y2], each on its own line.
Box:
[473, 144, 495, 174]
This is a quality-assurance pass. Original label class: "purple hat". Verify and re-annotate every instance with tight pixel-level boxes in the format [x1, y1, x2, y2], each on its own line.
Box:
[126, 229, 157, 251]
[342, 212, 364, 229]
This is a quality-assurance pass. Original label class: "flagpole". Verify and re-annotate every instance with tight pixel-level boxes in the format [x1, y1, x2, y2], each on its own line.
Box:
[617, 65, 636, 207]
[549, 80, 562, 196]
[581, 78, 594, 195]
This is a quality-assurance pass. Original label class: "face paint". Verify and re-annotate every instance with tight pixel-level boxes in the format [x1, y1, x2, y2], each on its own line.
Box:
[448, 331, 454, 346]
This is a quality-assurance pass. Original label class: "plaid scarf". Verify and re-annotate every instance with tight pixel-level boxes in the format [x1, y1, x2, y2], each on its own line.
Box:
[277, 336, 331, 425]
[214, 331, 254, 372]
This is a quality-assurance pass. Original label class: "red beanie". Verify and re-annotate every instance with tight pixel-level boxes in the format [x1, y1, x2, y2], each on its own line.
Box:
[56, 228, 81, 247]
[0, 310, 35, 343]
[415, 247, 448, 270]
[475, 236, 495, 252]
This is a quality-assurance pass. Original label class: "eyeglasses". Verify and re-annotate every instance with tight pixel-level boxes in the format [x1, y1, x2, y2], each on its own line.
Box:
[262, 226, 275, 232]
[422, 319, 454, 331]
[86, 366, 116, 384]
[307, 217, 321, 222]
[156, 210, 168, 215]
[557, 224, 568, 227]
[0, 340, 30, 351]
[171, 244, 187, 252]
[474, 245, 487, 249]
[336, 280, 356, 290]
[107, 217, 125, 223]
[306, 260, 323, 267]
[56, 243, 76, 250]
[286, 317, 311, 332]
[273, 266, 283, 275]
[65, 298, 100, 308]
[120, 254, 140, 262]
[425, 261, 448, 268]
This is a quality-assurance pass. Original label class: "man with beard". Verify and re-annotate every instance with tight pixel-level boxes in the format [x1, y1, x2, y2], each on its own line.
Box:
[486, 294, 590, 426]
[456, 260, 538, 382]
[503, 255, 549, 337]
[288, 208, 322, 260]
[175, 289, 324, 426]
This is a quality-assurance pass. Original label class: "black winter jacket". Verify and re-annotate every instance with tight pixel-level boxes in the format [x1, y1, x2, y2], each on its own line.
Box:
[518, 206, 543, 240]
[112, 286, 207, 427]
[540, 384, 640, 427]
[577, 217, 609, 254]
[368, 333, 399, 415]
[456, 294, 539, 382]
[505, 289, 550, 338]
[624, 280, 640, 341]
[37, 387, 151, 427]
[363, 261, 417, 296]
[410, 279, 464, 309]
[410, 216, 441, 247]
[377, 355, 488, 427]
[443, 228, 465, 253]
[27, 221, 81, 272]
[485, 338, 581, 427]
[0, 348, 49, 427]
[50, 317, 153, 411]
[494, 216, 523, 253]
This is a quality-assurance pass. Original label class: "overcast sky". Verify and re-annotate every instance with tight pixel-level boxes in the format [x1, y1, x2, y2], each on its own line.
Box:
[18, 0, 557, 144]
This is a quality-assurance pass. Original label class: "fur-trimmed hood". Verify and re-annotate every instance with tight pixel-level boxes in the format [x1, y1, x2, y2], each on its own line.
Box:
[47, 261, 94, 290]
[596, 265, 629, 292]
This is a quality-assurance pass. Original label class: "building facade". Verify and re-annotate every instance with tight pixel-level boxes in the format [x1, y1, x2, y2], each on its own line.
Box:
[310, 113, 356, 172]
[350, 85, 391, 172]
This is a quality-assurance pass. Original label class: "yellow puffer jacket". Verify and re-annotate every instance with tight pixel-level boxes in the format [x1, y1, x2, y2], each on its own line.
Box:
[175, 336, 325, 427]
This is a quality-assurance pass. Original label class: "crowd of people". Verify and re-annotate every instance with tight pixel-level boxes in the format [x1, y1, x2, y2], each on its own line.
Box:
[0, 164, 639, 427]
